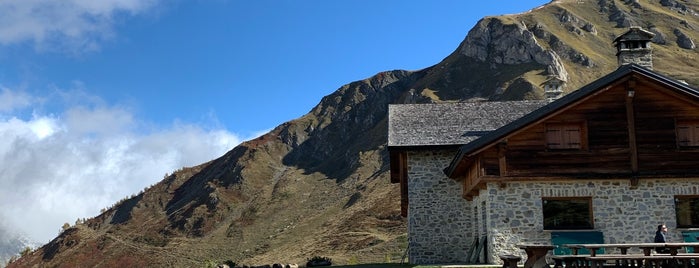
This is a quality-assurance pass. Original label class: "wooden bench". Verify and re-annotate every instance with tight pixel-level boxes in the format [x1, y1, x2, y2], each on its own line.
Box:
[552, 254, 589, 268]
[500, 254, 522, 268]
[585, 254, 675, 268]
[554, 243, 699, 268]
[670, 254, 699, 268]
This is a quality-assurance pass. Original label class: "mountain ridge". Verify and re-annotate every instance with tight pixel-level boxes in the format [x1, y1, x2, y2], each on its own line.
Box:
[9, 0, 699, 266]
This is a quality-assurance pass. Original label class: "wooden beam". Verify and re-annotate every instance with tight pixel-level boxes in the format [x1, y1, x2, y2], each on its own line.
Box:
[463, 159, 485, 200]
[498, 142, 508, 177]
[626, 79, 639, 173]
[462, 178, 471, 200]
[478, 156, 485, 177]
[400, 166, 408, 217]
[389, 151, 403, 183]
[391, 151, 408, 217]
[463, 162, 476, 199]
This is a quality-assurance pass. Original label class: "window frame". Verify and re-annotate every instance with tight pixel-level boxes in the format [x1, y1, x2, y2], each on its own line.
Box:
[542, 196, 594, 230]
[545, 121, 587, 150]
[676, 120, 699, 148]
[675, 195, 699, 228]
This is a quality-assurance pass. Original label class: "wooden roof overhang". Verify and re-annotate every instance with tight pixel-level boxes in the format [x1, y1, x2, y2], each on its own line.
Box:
[444, 64, 699, 198]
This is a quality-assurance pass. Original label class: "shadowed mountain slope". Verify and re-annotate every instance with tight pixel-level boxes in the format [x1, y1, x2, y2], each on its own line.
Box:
[9, 0, 699, 266]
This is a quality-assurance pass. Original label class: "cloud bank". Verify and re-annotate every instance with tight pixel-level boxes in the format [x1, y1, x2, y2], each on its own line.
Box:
[0, 0, 160, 52]
[0, 87, 246, 243]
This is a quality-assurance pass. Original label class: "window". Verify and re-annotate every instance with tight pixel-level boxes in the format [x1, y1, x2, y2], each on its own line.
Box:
[675, 196, 699, 228]
[676, 121, 699, 147]
[546, 123, 584, 149]
[543, 197, 593, 230]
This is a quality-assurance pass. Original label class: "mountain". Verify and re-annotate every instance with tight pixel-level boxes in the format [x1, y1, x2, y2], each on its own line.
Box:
[9, 0, 699, 266]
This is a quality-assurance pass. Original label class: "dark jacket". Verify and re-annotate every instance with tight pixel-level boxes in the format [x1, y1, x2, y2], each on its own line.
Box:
[655, 231, 669, 253]
[655, 231, 667, 243]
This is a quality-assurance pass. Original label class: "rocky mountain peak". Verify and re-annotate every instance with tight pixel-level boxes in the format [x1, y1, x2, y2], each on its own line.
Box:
[460, 17, 569, 82]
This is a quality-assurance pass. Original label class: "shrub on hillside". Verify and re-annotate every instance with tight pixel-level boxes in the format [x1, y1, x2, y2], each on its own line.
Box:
[306, 256, 332, 267]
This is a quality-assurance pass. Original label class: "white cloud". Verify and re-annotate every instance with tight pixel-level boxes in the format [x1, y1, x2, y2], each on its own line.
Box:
[0, 0, 160, 52]
[64, 105, 136, 135]
[0, 87, 247, 243]
[0, 87, 34, 112]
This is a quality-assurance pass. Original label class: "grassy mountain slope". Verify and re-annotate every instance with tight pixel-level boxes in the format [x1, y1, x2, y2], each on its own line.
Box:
[10, 0, 699, 266]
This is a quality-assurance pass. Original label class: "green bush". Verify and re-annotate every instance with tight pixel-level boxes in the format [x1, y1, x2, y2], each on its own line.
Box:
[306, 256, 332, 267]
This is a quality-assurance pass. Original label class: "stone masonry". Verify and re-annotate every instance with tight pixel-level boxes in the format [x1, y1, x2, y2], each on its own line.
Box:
[487, 179, 697, 262]
[617, 49, 653, 69]
[407, 149, 472, 264]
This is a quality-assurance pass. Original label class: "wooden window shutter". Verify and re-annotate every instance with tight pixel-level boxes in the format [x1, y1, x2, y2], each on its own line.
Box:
[546, 125, 563, 149]
[547, 123, 582, 149]
[678, 125, 691, 146]
[564, 125, 582, 149]
[677, 122, 699, 147]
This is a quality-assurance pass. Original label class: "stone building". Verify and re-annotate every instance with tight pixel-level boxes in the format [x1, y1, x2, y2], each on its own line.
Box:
[387, 27, 699, 264]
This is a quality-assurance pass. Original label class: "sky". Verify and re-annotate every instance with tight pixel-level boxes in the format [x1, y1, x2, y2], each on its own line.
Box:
[0, 0, 550, 243]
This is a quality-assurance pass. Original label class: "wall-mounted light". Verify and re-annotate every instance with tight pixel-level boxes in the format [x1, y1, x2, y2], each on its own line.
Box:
[627, 90, 635, 97]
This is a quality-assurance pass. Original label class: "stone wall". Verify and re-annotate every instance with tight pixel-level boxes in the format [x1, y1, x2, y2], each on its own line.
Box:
[618, 48, 653, 69]
[486, 179, 699, 263]
[407, 149, 472, 264]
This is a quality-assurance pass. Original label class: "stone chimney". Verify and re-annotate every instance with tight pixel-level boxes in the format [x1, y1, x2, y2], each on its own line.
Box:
[542, 76, 566, 102]
[613, 26, 655, 69]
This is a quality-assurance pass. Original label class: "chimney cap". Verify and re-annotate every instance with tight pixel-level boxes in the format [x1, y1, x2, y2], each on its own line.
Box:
[613, 26, 655, 44]
[540, 76, 566, 86]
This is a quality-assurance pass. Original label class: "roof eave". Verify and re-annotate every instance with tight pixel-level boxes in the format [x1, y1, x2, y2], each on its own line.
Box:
[387, 144, 463, 152]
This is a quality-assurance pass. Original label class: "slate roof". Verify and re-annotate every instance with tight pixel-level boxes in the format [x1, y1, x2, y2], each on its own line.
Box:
[387, 100, 548, 148]
[613, 26, 655, 43]
[444, 64, 699, 176]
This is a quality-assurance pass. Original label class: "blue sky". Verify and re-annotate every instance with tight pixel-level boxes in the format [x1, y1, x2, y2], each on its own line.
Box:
[0, 0, 549, 243]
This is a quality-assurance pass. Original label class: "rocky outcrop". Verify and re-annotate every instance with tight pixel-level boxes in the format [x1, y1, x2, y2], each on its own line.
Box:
[531, 23, 592, 69]
[600, 0, 640, 27]
[461, 19, 542, 65]
[460, 18, 568, 81]
[559, 9, 597, 36]
[623, 0, 642, 9]
[674, 28, 696, 49]
[649, 27, 668, 45]
[661, 0, 698, 16]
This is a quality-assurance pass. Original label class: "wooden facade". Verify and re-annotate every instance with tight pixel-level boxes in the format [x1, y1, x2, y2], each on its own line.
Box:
[447, 67, 699, 200]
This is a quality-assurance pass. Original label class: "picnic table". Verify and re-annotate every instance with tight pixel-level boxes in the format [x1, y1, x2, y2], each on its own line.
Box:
[564, 243, 699, 256]
[556, 242, 699, 268]
[519, 244, 556, 268]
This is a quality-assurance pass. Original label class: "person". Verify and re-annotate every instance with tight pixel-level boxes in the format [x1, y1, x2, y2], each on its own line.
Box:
[655, 224, 670, 254]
